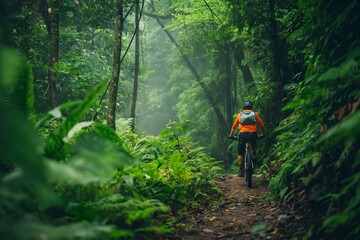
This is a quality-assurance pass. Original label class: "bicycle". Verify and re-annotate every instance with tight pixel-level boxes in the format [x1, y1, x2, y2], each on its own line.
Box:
[229, 135, 264, 188]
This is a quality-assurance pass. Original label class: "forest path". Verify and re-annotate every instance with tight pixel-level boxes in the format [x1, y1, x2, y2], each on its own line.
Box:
[169, 174, 310, 240]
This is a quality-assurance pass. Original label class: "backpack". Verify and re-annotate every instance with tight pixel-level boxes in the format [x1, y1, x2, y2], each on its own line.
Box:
[240, 111, 257, 125]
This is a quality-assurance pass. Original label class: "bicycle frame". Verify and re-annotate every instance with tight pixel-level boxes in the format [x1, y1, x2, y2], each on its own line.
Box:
[229, 135, 264, 188]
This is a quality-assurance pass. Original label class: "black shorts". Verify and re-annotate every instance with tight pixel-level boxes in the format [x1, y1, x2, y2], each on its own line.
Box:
[237, 132, 258, 156]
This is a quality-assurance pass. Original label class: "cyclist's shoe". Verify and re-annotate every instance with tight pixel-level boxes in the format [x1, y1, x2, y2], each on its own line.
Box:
[238, 167, 244, 177]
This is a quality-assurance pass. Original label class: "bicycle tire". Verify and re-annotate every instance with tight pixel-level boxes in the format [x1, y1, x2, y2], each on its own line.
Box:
[245, 148, 252, 188]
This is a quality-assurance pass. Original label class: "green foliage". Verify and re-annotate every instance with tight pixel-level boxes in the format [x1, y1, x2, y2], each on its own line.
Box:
[0, 46, 221, 239]
[44, 76, 110, 161]
[116, 120, 222, 210]
[260, 0, 360, 238]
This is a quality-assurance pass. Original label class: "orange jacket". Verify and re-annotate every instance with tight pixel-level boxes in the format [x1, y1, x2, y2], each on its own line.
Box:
[231, 110, 264, 133]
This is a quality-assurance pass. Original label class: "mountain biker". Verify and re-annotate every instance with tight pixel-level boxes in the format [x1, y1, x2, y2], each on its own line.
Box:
[229, 101, 265, 177]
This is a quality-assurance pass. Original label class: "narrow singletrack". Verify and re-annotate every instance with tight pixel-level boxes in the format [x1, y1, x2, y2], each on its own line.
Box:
[169, 174, 311, 240]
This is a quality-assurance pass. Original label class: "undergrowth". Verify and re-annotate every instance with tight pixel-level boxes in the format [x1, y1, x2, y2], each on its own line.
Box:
[0, 47, 221, 239]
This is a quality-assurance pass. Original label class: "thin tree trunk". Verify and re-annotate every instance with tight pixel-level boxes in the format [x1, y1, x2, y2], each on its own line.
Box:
[224, 45, 234, 168]
[149, 0, 226, 127]
[233, 60, 237, 113]
[37, 0, 60, 109]
[269, 0, 284, 92]
[48, 0, 60, 109]
[107, 0, 123, 130]
[224, 45, 232, 131]
[130, 0, 140, 132]
[233, 44, 258, 95]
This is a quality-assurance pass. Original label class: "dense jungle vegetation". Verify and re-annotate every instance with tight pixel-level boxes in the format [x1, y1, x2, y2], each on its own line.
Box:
[0, 0, 359, 239]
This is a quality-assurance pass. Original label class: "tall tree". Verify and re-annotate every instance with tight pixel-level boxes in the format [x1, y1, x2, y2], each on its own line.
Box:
[37, 0, 60, 109]
[130, 0, 140, 131]
[107, 0, 124, 130]
[233, 44, 258, 95]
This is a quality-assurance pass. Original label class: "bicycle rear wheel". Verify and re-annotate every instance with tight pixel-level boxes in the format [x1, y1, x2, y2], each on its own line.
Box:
[245, 148, 252, 188]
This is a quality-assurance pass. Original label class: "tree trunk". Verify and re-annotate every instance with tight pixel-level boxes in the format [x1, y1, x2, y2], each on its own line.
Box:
[37, 0, 60, 109]
[107, 0, 123, 130]
[130, 0, 140, 132]
[224, 45, 234, 168]
[48, 0, 60, 109]
[224, 45, 232, 131]
[233, 44, 257, 95]
[149, 0, 226, 128]
[269, 0, 283, 89]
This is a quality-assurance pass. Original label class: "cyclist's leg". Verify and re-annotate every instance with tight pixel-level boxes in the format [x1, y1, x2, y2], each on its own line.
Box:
[250, 132, 258, 166]
[237, 155, 243, 167]
[237, 133, 246, 177]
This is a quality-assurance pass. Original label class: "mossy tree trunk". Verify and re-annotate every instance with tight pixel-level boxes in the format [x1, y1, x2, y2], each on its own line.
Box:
[107, 0, 123, 130]
[130, 0, 140, 132]
[37, 0, 60, 109]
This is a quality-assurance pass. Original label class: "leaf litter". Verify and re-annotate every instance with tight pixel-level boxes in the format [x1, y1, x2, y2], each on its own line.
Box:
[162, 174, 313, 239]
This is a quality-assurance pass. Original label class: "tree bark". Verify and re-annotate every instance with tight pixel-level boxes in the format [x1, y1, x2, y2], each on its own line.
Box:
[233, 44, 258, 95]
[37, 0, 60, 109]
[269, 0, 282, 87]
[224, 45, 234, 168]
[107, 0, 123, 130]
[48, 0, 60, 109]
[149, 0, 227, 127]
[224, 45, 232, 130]
[130, 0, 140, 132]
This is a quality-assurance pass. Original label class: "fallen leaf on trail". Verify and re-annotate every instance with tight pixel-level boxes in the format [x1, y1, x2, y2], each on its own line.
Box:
[209, 217, 216, 221]
[235, 228, 238, 230]
[225, 209, 229, 212]
[217, 233, 227, 238]
[251, 224, 267, 233]
[203, 228, 214, 233]
[269, 208, 277, 211]
[271, 228, 278, 234]
[229, 223, 234, 225]
[277, 214, 287, 221]
[264, 215, 273, 219]
[248, 213, 257, 217]
[229, 207, 236, 210]
[238, 220, 242, 223]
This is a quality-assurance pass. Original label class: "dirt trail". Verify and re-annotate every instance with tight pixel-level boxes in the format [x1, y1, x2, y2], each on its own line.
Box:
[170, 174, 310, 240]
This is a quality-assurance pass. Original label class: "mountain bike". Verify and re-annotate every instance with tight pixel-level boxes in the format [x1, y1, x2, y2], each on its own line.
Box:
[229, 135, 264, 188]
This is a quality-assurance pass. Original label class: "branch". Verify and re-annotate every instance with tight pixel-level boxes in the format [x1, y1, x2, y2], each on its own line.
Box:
[203, 0, 222, 22]
[123, 2, 136, 20]
[120, 0, 145, 64]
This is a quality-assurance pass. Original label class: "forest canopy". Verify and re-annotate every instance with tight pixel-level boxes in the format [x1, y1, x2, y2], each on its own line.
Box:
[0, 0, 359, 239]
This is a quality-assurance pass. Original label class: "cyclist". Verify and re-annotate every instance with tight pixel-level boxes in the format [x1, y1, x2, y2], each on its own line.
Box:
[229, 101, 265, 177]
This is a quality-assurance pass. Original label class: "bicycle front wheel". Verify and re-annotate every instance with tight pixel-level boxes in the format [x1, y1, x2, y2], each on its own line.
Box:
[245, 148, 252, 188]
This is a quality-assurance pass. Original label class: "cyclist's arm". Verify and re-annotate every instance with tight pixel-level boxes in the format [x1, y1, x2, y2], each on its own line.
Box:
[229, 114, 240, 137]
[255, 113, 265, 136]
